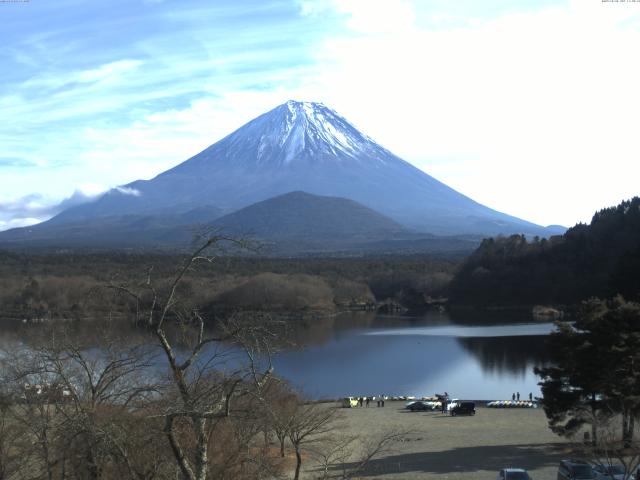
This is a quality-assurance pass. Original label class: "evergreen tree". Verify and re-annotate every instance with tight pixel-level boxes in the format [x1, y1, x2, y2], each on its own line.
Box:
[450, 197, 640, 305]
[536, 297, 640, 445]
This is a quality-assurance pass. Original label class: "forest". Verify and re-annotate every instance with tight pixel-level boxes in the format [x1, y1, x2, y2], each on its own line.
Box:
[4, 197, 640, 322]
[0, 242, 404, 480]
[0, 250, 456, 321]
[449, 197, 640, 307]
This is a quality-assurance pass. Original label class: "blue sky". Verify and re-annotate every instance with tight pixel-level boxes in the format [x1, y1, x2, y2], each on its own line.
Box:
[2, 0, 640, 230]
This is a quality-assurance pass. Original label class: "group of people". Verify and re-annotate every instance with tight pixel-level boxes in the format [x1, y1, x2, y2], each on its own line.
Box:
[357, 396, 385, 407]
[511, 392, 534, 401]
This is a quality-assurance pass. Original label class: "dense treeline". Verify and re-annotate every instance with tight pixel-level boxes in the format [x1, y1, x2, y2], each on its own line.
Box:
[0, 240, 403, 480]
[0, 252, 456, 320]
[449, 197, 640, 306]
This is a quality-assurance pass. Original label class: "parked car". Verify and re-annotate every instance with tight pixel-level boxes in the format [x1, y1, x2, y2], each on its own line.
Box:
[341, 397, 359, 408]
[450, 401, 476, 416]
[593, 463, 635, 480]
[497, 468, 532, 480]
[407, 401, 433, 411]
[558, 459, 596, 479]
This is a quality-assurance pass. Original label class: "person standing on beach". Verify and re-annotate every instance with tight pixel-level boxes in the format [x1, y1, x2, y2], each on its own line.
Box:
[359, 397, 363, 407]
[517, 392, 520, 401]
[512, 393, 516, 401]
[529, 392, 533, 401]
[381, 395, 385, 407]
[366, 397, 370, 407]
[376, 397, 380, 407]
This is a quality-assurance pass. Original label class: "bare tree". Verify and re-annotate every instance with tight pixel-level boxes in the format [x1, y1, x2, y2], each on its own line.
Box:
[285, 402, 339, 480]
[574, 415, 640, 480]
[0, 388, 28, 479]
[110, 236, 275, 480]
[3, 326, 163, 480]
[3, 345, 69, 480]
[0, 235, 368, 480]
[310, 430, 411, 480]
[258, 378, 299, 458]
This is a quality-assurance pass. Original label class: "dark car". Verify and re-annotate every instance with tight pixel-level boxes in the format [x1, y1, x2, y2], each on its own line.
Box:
[450, 401, 475, 416]
[557, 459, 596, 479]
[408, 401, 433, 411]
[593, 463, 635, 479]
[497, 468, 532, 480]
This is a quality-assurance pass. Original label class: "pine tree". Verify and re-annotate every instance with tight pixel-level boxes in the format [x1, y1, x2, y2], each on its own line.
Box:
[537, 297, 640, 446]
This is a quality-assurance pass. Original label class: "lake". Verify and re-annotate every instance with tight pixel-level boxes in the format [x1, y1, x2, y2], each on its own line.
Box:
[271, 311, 554, 400]
[0, 309, 554, 401]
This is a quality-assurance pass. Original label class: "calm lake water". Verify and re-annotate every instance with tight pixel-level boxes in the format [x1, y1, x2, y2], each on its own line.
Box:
[271, 311, 554, 400]
[0, 309, 554, 401]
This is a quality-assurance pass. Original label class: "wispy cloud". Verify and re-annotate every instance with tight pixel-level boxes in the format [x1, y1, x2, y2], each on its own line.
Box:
[0, 190, 99, 231]
[1, 0, 326, 198]
[114, 186, 141, 197]
[0, 157, 35, 167]
[22, 59, 144, 91]
[1, 0, 639, 229]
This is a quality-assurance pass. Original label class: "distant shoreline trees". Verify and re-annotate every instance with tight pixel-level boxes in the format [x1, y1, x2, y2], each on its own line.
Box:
[450, 197, 640, 307]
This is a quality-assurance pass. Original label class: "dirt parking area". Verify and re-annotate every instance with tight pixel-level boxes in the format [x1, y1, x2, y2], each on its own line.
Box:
[306, 402, 573, 480]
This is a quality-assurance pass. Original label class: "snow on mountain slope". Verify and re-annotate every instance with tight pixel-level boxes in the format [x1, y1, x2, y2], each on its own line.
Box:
[36, 100, 559, 237]
[182, 100, 393, 170]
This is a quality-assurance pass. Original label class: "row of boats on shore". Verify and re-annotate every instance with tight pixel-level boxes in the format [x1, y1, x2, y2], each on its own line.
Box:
[486, 400, 538, 408]
[342, 395, 539, 409]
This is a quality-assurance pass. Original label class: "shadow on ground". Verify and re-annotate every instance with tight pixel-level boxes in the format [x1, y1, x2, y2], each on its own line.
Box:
[329, 443, 566, 477]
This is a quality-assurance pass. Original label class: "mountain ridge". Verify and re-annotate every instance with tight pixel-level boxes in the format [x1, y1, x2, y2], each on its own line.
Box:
[0, 191, 482, 255]
[2, 100, 564, 248]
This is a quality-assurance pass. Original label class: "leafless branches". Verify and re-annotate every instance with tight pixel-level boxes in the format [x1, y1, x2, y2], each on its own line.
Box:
[0, 235, 389, 480]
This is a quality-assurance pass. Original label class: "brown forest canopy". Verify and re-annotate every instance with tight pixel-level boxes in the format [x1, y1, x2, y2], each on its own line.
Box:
[0, 253, 456, 319]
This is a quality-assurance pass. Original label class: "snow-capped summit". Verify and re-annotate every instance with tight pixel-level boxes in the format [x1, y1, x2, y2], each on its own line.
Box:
[184, 100, 391, 170]
[273, 100, 380, 161]
[36, 100, 561, 238]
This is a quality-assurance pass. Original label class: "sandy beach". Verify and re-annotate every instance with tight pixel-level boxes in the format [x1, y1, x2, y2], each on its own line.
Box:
[304, 402, 573, 480]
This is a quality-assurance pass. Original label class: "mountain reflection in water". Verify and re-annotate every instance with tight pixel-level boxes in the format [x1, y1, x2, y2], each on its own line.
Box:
[271, 311, 552, 399]
[0, 309, 553, 400]
[457, 335, 551, 376]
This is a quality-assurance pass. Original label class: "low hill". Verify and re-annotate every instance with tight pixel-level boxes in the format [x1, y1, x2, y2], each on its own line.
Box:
[0, 191, 481, 255]
[0, 205, 223, 249]
[212, 190, 404, 239]
[449, 197, 640, 306]
[211, 191, 482, 254]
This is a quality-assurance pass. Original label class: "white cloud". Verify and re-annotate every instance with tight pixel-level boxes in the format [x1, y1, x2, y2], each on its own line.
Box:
[77, 183, 108, 197]
[22, 59, 144, 90]
[301, 0, 640, 226]
[299, 0, 415, 33]
[0, 218, 42, 230]
[343, 0, 415, 33]
[0, 189, 100, 231]
[114, 186, 141, 196]
[4, 0, 640, 229]
[76, 59, 144, 84]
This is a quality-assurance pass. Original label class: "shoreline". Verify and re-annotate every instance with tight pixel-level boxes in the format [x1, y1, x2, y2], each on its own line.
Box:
[300, 401, 568, 480]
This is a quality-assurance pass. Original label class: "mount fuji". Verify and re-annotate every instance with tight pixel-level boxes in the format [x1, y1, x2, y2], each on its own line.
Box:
[1, 101, 563, 250]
